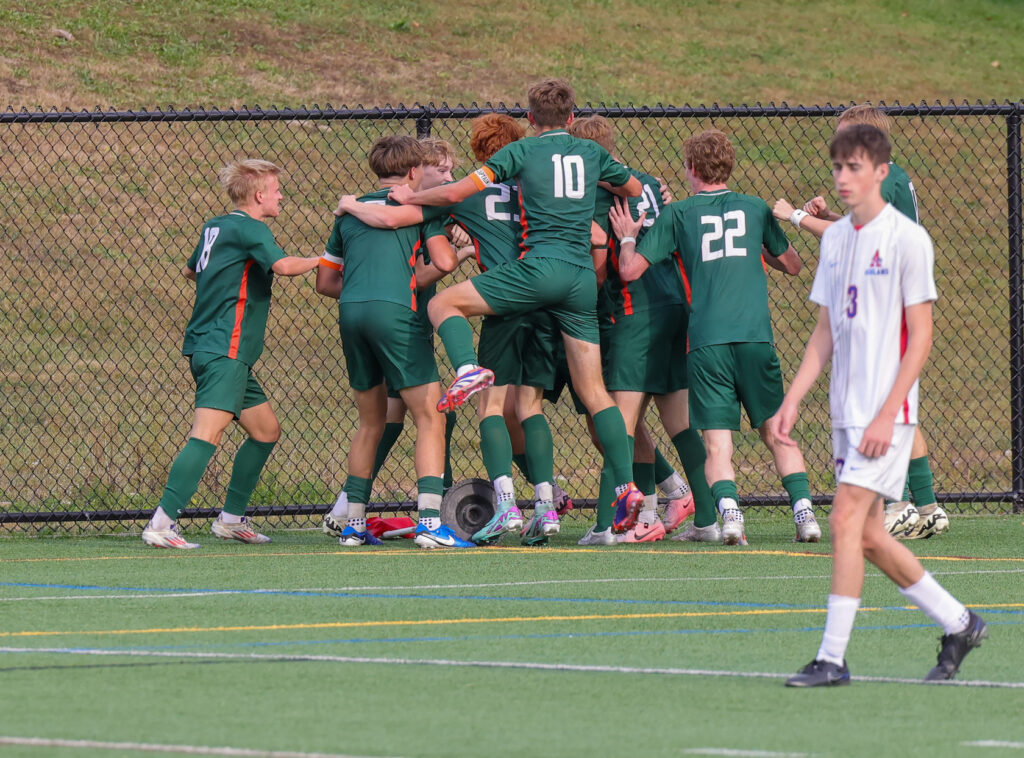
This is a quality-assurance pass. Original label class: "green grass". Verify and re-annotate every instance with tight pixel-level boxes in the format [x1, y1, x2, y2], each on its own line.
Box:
[1, 514, 1023, 757]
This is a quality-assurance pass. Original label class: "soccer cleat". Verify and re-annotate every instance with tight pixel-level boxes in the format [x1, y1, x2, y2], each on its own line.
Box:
[520, 509, 559, 546]
[721, 508, 746, 546]
[660, 492, 695, 533]
[337, 525, 382, 547]
[472, 504, 524, 545]
[884, 501, 920, 536]
[577, 524, 617, 546]
[554, 485, 575, 517]
[142, 522, 199, 550]
[617, 519, 666, 543]
[899, 504, 950, 540]
[436, 367, 495, 412]
[925, 611, 988, 681]
[414, 523, 475, 549]
[785, 659, 851, 687]
[671, 521, 722, 543]
[322, 512, 345, 538]
[611, 483, 645, 533]
[211, 517, 272, 544]
[793, 508, 822, 543]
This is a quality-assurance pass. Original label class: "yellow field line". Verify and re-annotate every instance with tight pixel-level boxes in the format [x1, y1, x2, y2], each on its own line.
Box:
[3, 548, 1023, 564]
[2, 603, 1020, 639]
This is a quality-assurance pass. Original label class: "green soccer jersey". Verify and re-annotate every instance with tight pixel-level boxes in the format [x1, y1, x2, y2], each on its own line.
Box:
[444, 182, 522, 271]
[182, 210, 286, 366]
[637, 189, 790, 350]
[323, 188, 448, 313]
[882, 161, 919, 222]
[477, 129, 632, 267]
[598, 168, 686, 318]
[414, 215, 450, 327]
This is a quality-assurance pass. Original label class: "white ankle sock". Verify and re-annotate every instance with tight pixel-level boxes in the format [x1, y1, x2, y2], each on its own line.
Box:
[331, 491, 349, 519]
[899, 572, 970, 634]
[494, 475, 516, 507]
[816, 594, 860, 665]
[456, 364, 477, 377]
[658, 472, 688, 499]
[534, 481, 553, 505]
[150, 507, 173, 530]
[218, 511, 243, 524]
[717, 497, 739, 515]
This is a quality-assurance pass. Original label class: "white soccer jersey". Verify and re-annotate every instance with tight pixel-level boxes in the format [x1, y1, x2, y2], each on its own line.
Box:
[810, 203, 938, 429]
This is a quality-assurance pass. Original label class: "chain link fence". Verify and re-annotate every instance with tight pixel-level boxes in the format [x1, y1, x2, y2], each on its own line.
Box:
[1, 103, 1021, 534]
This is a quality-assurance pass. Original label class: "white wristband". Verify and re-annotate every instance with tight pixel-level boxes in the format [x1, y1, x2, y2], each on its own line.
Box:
[619, 236, 636, 246]
[789, 209, 808, 229]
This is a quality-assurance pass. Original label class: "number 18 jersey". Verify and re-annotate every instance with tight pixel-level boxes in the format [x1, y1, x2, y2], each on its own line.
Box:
[811, 204, 937, 428]
[636, 189, 790, 350]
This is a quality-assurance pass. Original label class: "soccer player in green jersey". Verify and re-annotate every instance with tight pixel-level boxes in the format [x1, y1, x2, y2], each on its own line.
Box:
[772, 104, 947, 541]
[570, 114, 711, 542]
[321, 137, 472, 540]
[387, 79, 648, 542]
[334, 114, 570, 546]
[317, 135, 474, 548]
[141, 159, 321, 549]
[614, 129, 821, 545]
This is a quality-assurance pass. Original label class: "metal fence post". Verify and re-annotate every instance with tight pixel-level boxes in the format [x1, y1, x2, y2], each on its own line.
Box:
[416, 108, 433, 138]
[1008, 105, 1024, 514]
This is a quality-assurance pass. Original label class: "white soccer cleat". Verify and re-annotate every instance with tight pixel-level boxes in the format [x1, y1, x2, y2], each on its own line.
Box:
[436, 367, 495, 412]
[142, 523, 199, 550]
[322, 512, 345, 538]
[884, 501, 920, 536]
[720, 508, 747, 546]
[211, 517, 271, 544]
[577, 525, 617, 546]
[899, 504, 950, 540]
[670, 521, 722, 543]
[793, 507, 822, 543]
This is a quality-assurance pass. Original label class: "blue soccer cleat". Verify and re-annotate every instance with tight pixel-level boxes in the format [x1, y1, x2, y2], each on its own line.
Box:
[414, 523, 475, 549]
[338, 526, 382, 546]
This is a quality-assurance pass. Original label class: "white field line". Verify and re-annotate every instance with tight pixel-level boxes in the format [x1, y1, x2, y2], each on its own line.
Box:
[3, 567, 1020, 602]
[683, 750, 812, 757]
[963, 741, 1024, 750]
[3, 646, 1023, 689]
[0, 736, 403, 758]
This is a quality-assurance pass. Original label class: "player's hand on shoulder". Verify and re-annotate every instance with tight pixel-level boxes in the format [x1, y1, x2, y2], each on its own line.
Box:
[608, 196, 645, 241]
[656, 176, 672, 204]
[773, 198, 795, 221]
[388, 184, 415, 204]
[805, 196, 831, 219]
[449, 225, 471, 248]
[334, 194, 358, 217]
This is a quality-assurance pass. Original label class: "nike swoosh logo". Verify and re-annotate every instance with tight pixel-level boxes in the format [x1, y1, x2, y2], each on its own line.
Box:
[429, 534, 456, 546]
[634, 525, 659, 539]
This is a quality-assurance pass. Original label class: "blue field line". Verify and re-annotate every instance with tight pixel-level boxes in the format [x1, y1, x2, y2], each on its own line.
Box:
[0, 581, 823, 610]
[0, 620, 1018, 658]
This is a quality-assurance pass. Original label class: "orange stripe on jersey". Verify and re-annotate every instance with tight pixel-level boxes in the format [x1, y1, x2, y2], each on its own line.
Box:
[409, 239, 421, 311]
[675, 252, 692, 305]
[900, 309, 910, 423]
[608, 239, 634, 316]
[470, 166, 496, 191]
[319, 256, 343, 271]
[517, 185, 530, 258]
[228, 260, 253, 360]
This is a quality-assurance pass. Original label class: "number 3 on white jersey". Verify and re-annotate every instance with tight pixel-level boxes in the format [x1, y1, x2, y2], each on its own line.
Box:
[196, 226, 220, 272]
[700, 211, 747, 261]
[552, 154, 585, 199]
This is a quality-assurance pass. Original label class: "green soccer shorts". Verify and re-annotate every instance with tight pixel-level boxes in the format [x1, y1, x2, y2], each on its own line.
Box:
[338, 301, 439, 393]
[471, 257, 600, 344]
[479, 311, 558, 390]
[189, 351, 268, 418]
[604, 304, 688, 395]
[687, 341, 785, 431]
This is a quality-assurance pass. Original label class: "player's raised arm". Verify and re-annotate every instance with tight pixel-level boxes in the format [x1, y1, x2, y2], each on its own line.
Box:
[773, 197, 833, 239]
[608, 196, 649, 281]
[390, 173, 481, 207]
[763, 244, 802, 275]
[272, 255, 321, 276]
[335, 193, 426, 229]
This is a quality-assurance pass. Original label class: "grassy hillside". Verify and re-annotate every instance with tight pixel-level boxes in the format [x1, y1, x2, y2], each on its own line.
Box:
[1, 0, 1023, 109]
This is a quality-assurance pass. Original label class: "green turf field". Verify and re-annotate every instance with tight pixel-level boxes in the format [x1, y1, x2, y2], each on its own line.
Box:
[2, 513, 1022, 758]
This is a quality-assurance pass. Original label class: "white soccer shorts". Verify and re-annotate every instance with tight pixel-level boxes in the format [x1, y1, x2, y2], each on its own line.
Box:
[832, 424, 916, 502]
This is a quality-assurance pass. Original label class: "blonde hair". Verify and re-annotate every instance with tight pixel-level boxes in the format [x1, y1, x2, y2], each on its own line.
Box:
[419, 137, 458, 169]
[837, 104, 891, 135]
[470, 114, 526, 162]
[683, 129, 735, 184]
[527, 78, 575, 127]
[218, 159, 281, 205]
[568, 115, 616, 155]
[368, 135, 425, 178]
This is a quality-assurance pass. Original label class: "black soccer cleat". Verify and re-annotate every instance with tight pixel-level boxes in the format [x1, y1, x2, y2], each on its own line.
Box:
[925, 610, 988, 681]
[785, 658, 851, 687]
